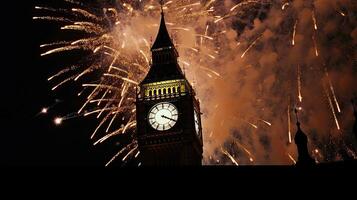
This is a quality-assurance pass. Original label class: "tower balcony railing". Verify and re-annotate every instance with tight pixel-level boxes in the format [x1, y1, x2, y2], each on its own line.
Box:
[137, 91, 188, 101]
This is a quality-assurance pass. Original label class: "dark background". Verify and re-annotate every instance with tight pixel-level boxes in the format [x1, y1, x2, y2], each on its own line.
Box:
[1, 0, 116, 166]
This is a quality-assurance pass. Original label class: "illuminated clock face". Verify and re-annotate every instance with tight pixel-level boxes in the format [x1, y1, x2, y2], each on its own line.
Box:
[148, 102, 178, 131]
[194, 109, 200, 135]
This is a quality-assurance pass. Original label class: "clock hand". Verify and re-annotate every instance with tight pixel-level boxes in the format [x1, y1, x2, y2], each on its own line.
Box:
[161, 115, 177, 122]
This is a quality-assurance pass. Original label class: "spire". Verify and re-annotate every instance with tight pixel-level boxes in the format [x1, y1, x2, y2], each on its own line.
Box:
[140, 3, 184, 85]
[294, 108, 315, 166]
[151, 4, 175, 51]
[160, 0, 164, 13]
[294, 108, 306, 145]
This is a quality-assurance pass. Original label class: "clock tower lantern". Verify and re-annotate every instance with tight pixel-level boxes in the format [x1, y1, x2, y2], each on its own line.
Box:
[135, 9, 203, 166]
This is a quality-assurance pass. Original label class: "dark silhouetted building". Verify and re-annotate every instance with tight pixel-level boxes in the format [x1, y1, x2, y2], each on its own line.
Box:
[135, 9, 203, 166]
[294, 109, 315, 166]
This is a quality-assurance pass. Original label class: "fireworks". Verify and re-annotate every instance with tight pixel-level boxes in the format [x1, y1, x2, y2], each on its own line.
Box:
[297, 64, 302, 103]
[35, 0, 356, 165]
[54, 117, 63, 125]
[241, 34, 262, 58]
[35, 0, 236, 165]
[325, 70, 341, 113]
[292, 20, 297, 46]
[312, 10, 318, 31]
[324, 83, 341, 131]
[312, 35, 319, 57]
[41, 108, 48, 114]
[221, 147, 239, 166]
[258, 119, 272, 126]
[287, 103, 292, 144]
[287, 153, 296, 164]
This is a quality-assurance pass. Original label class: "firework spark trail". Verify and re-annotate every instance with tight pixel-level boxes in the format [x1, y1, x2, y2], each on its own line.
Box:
[220, 147, 239, 166]
[41, 46, 81, 56]
[53, 111, 82, 125]
[325, 70, 341, 113]
[35, 6, 58, 12]
[312, 34, 319, 57]
[241, 34, 262, 58]
[214, 1, 261, 23]
[171, 27, 190, 31]
[96, 89, 110, 106]
[51, 74, 78, 91]
[239, 118, 258, 129]
[312, 148, 324, 162]
[61, 22, 104, 34]
[200, 66, 221, 77]
[235, 140, 255, 162]
[230, 0, 259, 12]
[122, 145, 138, 162]
[72, 8, 100, 21]
[175, 2, 201, 10]
[257, 118, 272, 126]
[41, 41, 70, 48]
[89, 98, 118, 104]
[83, 107, 117, 117]
[64, 0, 82, 5]
[196, 34, 213, 40]
[338, 10, 346, 17]
[201, 24, 209, 46]
[94, 127, 125, 145]
[292, 20, 297, 46]
[281, 2, 289, 10]
[47, 65, 80, 81]
[91, 113, 112, 139]
[287, 153, 296, 164]
[37, 100, 62, 117]
[103, 74, 139, 85]
[33, 16, 72, 23]
[105, 141, 137, 167]
[312, 10, 318, 31]
[324, 83, 341, 131]
[82, 83, 121, 91]
[78, 82, 103, 114]
[287, 103, 292, 144]
[297, 64, 302, 102]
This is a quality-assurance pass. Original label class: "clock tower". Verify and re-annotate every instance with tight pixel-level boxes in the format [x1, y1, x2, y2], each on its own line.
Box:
[135, 9, 203, 166]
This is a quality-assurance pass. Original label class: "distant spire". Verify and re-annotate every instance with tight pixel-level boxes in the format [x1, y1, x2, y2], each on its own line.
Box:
[294, 108, 315, 166]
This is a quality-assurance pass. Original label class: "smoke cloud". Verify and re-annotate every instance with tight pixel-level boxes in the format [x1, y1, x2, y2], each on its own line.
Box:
[190, 0, 357, 164]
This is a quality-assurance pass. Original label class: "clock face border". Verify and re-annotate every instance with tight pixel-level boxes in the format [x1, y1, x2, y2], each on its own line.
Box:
[148, 102, 178, 131]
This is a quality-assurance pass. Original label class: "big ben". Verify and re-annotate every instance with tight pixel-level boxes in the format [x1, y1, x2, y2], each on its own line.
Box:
[135, 9, 203, 166]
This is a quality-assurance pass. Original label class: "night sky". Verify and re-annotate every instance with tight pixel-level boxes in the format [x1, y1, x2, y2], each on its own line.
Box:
[2, 1, 115, 166]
